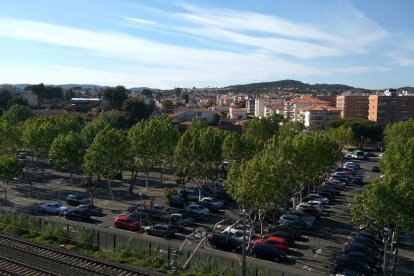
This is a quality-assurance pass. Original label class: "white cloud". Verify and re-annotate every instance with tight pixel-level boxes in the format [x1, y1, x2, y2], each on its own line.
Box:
[123, 16, 158, 26]
[329, 66, 390, 74]
[174, 3, 389, 52]
[0, 14, 391, 89]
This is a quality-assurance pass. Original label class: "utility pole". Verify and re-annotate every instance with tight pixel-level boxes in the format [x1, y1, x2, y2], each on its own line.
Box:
[242, 209, 246, 276]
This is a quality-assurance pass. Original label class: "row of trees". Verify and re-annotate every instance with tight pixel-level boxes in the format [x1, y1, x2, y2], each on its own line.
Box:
[352, 119, 414, 232]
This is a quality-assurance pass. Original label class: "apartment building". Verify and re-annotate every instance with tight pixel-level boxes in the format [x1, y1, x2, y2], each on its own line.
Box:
[336, 95, 369, 119]
[369, 89, 414, 125]
[264, 104, 284, 117]
[300, 105, 341, 128]
[228, 106, 247, 120]
[284, 96, 330, 122]
[254, 98, 283, 118]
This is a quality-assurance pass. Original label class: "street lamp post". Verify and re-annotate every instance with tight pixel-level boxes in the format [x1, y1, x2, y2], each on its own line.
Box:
[383, 227, 390, 275]
[241, 209, 246, 276]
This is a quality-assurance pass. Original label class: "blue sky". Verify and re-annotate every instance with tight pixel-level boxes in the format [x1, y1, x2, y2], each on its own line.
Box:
[0, 0, 413, 89]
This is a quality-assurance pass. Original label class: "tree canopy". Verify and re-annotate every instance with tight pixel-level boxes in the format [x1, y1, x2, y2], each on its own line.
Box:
[1, 104, 34, 125]
[0, 154, 21, 201]
[83, 126, 127, 199]
[102, 86, 128, 110]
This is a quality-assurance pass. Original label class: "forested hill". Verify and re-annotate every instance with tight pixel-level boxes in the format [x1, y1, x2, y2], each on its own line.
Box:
[226, 79, 355, 94]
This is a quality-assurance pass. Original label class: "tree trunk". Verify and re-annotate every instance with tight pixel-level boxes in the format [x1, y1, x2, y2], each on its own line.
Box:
[145, 171, 149, 191]
[70, 170, 73, 185]
[160, 167, 163, 185]
[129, 170, 138, 195]
[4, 184, 7, 201]
[107, 179, 114, 200]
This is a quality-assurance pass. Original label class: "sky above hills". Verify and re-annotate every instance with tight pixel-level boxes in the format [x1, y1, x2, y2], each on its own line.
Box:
[0, 0, 413, 89]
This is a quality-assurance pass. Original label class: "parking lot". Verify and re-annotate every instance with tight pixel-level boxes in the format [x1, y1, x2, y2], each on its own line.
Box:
[1, 155, 400, 275]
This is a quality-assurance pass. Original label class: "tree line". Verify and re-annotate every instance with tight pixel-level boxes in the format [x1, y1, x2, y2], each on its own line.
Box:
[352, 119, 414, 232]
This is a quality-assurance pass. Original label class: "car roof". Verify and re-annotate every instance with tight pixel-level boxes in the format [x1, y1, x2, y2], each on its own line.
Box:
[266, 236, 286, 242]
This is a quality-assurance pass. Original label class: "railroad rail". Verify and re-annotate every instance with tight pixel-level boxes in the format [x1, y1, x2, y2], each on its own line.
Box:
[0, 233, 156, 276]
[0, 255, 58, 276]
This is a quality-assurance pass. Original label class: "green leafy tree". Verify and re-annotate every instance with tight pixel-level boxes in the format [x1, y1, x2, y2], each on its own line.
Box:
[0, 154, 21, 201]
[279, 121, 305, 137]
[1, 104, 34, 125]
[222, 132, 246, 163]
[50, 113, 84, 135]
[142, 88, 153, 99]
[161, 100, 175, 114]
[326, 125, 353, 149]
[22, 117, 59, 172]
[0, 89, 12, 108]
[102, 86, 128, 109]
[0, 120, 21, 155]
[383, 119, 414, 145]
[81, 112, 119, 147]
[241, 117, 278, 156]
[128, 116, 179, 191]
[49, 132, 85, 184]
[122, 98, 153, 127]
[174, 121, 223, 200]
[83, 127, 127, 200]
[352, 178, 413, 232]
[326, 118, 383, 147]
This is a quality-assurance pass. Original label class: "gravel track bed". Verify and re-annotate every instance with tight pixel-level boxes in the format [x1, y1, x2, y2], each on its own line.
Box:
[0, 244, 100, 276]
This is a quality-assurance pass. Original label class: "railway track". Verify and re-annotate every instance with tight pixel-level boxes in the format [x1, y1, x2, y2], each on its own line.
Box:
[0, 255, 58, 276]
[0, 233, 155, 276]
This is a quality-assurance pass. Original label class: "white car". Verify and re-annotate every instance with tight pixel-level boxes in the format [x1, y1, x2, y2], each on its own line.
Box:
[40, 202, 68, 215]
[201, 197, 223, 208]
[222, 226, 254, 241]
[305, 194, 329, 205]
[296, 203, 323, 214]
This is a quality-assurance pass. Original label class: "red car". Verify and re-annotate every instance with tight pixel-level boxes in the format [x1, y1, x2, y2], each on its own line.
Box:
[253, 237, 289, 253]
[114, 215, 140, 231]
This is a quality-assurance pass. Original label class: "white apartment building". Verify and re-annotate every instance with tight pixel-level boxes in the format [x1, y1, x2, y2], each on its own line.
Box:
[254, 98, 283, 118]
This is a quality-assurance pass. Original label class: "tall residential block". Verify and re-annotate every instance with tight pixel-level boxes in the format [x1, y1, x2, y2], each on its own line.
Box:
[336, 95, 369, 119]
[368, 89, 414, 124]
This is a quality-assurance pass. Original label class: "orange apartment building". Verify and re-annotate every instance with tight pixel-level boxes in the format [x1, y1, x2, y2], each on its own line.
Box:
[336, 95, 369, 119]
[368, 89, 414, 125]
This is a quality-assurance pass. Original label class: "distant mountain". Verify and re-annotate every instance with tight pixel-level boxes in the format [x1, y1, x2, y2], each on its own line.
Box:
[226, 79, 355, 93]
[399, 86, 414, 92]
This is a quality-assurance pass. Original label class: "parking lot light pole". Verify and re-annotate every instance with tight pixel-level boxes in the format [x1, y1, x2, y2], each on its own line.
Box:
[383, 227, 390, 275]
[242, 209, 246, 276]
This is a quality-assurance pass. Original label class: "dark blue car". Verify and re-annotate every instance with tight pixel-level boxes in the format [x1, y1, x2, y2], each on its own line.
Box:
[250, 243, 287, 262]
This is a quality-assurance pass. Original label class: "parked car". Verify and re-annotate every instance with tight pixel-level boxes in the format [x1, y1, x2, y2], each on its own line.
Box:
[353, 176, 363, 185]
[113, 215, 140, 231]
[195, 201, 219, 213]
[169, 195, 185, 209]
[186, 204, 209, 215]
[169, 213, 195, 227]
[296, 202, 323, 214]
[279, 214, 313, 229]
[208, 233, 242, 253]
[76, 204, 104, 216]
[252, 236, 289, 253]
[267, 224, 301, 239]
[343, 242, 382, 260]
[66, 195, 90, 207]
[64, 209, 91, 221]
[372, 166, 381, 173]
[249, 242, 287, 262]
[148, 205, 165, 220]
[267, 231, 295, 246]
[344, 251, 381, 270]
[201, 197, 223, 208]
[350, 237, 383, 252]
[145, 224, 176, 238]
[333, 256, 378, 276]
[303, 194, 329, 205]
[287, 211, 316, 225]
[40, 202, 68, 215]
